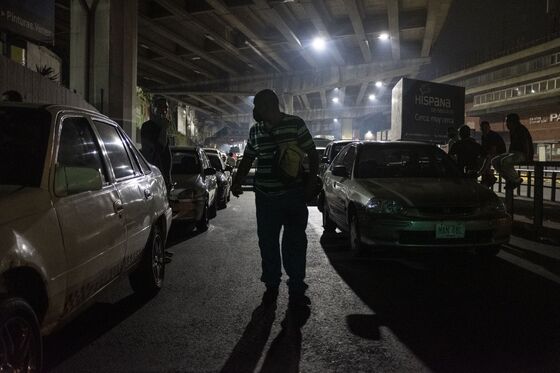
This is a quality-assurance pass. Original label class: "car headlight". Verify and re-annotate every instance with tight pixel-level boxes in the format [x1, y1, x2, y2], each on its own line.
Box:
[366, 198, 406, 215]
[177, 189, 195, 200]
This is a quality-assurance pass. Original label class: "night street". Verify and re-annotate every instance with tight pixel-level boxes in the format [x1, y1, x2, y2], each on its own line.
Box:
[44, 192, 560, 373]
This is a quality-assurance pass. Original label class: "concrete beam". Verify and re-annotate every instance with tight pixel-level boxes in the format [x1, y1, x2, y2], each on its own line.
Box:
[301, 0, 345, 65]
[139, 40, 215, 79]
[301, 94, 311, 110]
[189, 95, 231, 114]
[386, 0, 401, 60]
[252, 0, 317, 68]
[206, 0, 291, 71]
[163, 94, 214, 116]
[343, 0, 372, 63]
[214, 96, 245, 113]
[138, 59, 189, 82]
[421, 0, 452, 57]
[148, 58, 430, 97]
[153, 0, 266, 74]
[320, 90, 327, 108]
[339, 87, 346, 106]
[355, 82, 369, 106]
[139, 16, 238, 76]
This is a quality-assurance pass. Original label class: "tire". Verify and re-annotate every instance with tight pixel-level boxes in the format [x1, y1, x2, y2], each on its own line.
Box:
[129, 224, 165, 297]
[196, 203, 209, 232]
[349, 211, 365, 254]
[208, 200, 217, 219]
[0, 297, 42, 372]
[476, 245, 501, 258]
[322, 199, 336, 233]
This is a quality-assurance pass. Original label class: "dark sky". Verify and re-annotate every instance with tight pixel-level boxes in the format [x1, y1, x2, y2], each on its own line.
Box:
[424, 0, 560, 78]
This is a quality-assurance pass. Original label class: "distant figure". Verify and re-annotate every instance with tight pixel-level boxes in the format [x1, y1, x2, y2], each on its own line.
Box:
[491, 113, 534, 190]
[226, 152, 236, 168]
[1, 90, 23, 102]
[446, 126, 459, 153]
[449, 125, 484, 177]
[141, 96, 172, 192]
[479, 121, 506, 188]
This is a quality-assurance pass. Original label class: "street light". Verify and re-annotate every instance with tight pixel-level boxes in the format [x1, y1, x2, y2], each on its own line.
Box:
[375, 81, 383, 87]
[332, 97, 339, 103]
[378, 33, 390, 41]
[312, 37, 326, 51]
[368, 94, 376, 101]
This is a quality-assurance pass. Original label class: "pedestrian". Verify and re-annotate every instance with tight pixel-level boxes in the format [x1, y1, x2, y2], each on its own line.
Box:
[446, 126, 459, 153]
[449, 125, 484, 177]
[491, 113, 534, 189]
[141, 96, 172, 192]
[226, 152, 236, 168]
[1, 90, 23, 102]
[479, 120, 506, 188]
[231, 89, 319, 307]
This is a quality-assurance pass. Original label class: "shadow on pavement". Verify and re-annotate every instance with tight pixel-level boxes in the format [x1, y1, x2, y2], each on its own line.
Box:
[259, 305, 311, 373]
[320, 232, 560, 373]
[166, 221, 205, 248]
[43, 293, 151, 372]
[221, 304, 277, 373]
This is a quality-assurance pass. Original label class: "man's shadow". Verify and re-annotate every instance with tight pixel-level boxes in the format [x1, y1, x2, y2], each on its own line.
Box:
[221, 303, 310, 373]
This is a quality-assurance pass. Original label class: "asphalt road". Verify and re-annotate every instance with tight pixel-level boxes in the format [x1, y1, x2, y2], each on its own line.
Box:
[45, 192, 560, 373]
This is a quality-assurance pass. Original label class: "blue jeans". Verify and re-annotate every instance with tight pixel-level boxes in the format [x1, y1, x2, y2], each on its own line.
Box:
[255, 187, 309, 294]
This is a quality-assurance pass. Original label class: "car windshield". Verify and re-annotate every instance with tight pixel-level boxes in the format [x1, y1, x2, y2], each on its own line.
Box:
[0, 107, 51, 187]
[172, 151, 200, 175]
[208, 154, 224, 171]
[356, 145, 463, 179]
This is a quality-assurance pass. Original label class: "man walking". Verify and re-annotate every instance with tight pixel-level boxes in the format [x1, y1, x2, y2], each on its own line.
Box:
[141, 96, 172, 192]
[491, 113, 533, 189]
[479, 120, 506, 187]
[231, 89, 319, 307]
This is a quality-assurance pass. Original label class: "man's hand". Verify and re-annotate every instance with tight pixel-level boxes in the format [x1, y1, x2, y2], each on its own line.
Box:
[231, 182, 243, 198]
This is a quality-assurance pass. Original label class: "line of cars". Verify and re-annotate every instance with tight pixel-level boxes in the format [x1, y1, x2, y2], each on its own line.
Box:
[317, 140, 512, 256]
[168, 147, 232, 232]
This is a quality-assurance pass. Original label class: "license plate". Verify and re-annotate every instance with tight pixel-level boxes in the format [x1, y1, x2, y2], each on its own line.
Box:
[436, 223, 465, 239]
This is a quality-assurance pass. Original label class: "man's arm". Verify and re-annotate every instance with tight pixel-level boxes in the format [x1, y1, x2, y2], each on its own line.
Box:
[232, 155, 254, 187]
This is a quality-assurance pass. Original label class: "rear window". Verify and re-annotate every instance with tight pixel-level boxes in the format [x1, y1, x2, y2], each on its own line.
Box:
[208, 154, 224, 171]
[0, 107, 51, 187]
[172, 151, 200, 175]
[356, 145, 462, 179]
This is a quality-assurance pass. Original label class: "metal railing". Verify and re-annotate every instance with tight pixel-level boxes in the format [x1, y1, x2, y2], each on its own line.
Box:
[492, 161, 560, 235]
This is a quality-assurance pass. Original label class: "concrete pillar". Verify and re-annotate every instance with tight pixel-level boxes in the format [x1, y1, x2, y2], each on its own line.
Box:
[69, 0, 137, 141]
[341, 118, 353, 140]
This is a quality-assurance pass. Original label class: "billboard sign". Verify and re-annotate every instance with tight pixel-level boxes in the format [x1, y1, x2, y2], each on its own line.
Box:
[0, 0, 55, 44]
[391, 78, 465, 144]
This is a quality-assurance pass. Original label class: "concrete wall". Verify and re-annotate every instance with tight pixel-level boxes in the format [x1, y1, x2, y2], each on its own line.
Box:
[0, 55, 95, 109]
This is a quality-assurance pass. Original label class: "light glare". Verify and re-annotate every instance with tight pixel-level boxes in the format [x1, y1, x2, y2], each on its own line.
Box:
[378, 33, 390, 41]
[375, 81, 383, 87]
[368, 94, 376, 101]
[332, 97, 339, 103]
[312, 37, 326, 51]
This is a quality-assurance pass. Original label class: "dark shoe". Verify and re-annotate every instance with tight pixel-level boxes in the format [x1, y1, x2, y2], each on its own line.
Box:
[262, 287, 279, 306]
[288, 293, 311, 307]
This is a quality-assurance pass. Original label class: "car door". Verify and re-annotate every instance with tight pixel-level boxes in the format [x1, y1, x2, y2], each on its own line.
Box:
[337, 146, 357, 229]
[92, 120, 152, 270]
[325, 146, 349, 226]
[52, 115, 126, 314]
[200, 149, 217, 205]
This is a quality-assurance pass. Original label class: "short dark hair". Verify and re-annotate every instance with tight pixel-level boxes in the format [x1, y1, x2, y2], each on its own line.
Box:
[480, 120, 490, 127]
[1, 90, 23, 102]
[459, 125, 471, 139]
[505, 113, 520, 123]
[254, 89, 279, 107]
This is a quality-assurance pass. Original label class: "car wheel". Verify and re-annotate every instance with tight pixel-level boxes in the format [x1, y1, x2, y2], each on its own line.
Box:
[322, 199, 336, 233]
[227, 189, 231, 202]
[0, 297, 42, 372]
[476, 245, 501, 258]
[129, 224, 165, 297]
[196, 203, 209, 232]
[349, 211, 365, 253]
[208, 199, 217, 219]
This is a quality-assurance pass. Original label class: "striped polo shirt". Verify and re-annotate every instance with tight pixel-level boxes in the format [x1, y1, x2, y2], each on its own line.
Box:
[243, 114, 316, 193]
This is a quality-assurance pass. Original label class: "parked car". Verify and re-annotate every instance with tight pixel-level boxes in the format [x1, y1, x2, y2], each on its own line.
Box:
[205, 151, 232, 209]
[169, 146, 218, 231]
[321, 141, 511, 256]
[0, 104, 172, 370]
[319, 140, 355, 180]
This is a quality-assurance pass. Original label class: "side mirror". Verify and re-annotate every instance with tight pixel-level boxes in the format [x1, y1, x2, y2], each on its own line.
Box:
[321, 156, 330, 164]
[332, 165, 348, 178]
[204, 167, 217, 176]
[55, 165, 103, 196]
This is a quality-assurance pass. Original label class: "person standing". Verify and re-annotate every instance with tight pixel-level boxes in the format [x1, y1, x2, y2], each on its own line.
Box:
[226, 152, 236, 168]
[445, 126, 459, 153]
[491, 113, 534, 189]
[141, 96, 172, 192]
[231, 89, 319, 307]
[449, 125, 484, 177]
[479, 120, 506, 188]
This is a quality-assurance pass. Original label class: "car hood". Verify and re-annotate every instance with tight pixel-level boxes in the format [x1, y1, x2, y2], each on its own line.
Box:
[356, 178, 496, 207]
[0, 187, 52, 225]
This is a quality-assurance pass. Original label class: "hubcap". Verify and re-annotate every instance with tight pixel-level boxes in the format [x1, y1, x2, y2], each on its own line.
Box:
[0, 316, 38, 372]
[151, 233, 164, 285]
